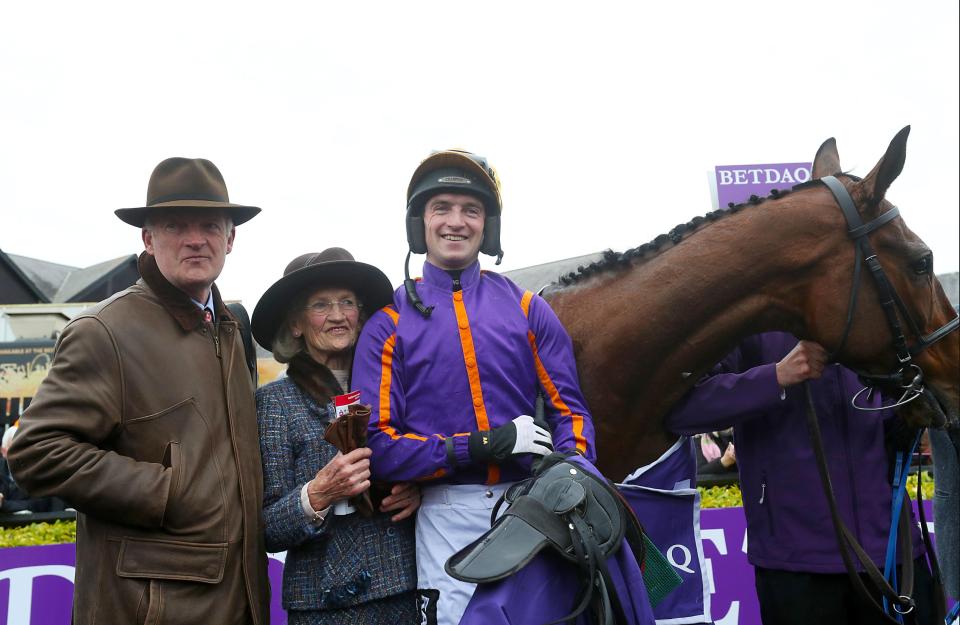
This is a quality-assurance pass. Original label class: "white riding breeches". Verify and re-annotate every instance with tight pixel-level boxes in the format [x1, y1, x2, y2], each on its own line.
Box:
[415, 481, 513, 625]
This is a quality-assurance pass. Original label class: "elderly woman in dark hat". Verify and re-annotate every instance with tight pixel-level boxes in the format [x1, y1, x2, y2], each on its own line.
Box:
[252, 248, 419, 625]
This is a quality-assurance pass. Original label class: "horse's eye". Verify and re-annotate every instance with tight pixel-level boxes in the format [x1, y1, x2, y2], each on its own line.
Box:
[911, 254, 933, 275]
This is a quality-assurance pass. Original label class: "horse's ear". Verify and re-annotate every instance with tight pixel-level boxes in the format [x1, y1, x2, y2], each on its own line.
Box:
[812, 137, 841, 179]
[858, 125, 910, 206]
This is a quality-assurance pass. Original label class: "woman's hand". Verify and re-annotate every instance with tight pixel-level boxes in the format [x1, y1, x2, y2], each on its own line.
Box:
[306, 447, 372, 512]
[379, 481, 421, 522]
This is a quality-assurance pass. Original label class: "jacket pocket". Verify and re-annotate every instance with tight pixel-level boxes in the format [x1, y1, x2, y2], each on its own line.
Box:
[161, 442, 182, 511]
[125, 399, 227, 536]
[116, 536, 228, 583]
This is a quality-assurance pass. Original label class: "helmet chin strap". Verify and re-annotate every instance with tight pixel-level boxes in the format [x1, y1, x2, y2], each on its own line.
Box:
[404, 250, 434, 319]
[404, 247, 503, 318]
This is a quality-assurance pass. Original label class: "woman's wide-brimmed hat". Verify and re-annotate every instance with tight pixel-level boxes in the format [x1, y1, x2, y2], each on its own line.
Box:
[115, 157, 261, 227]
[251, 248, 394, 348]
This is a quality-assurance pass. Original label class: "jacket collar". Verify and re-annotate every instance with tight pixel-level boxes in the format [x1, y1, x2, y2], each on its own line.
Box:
[138, 252, 233, 332]
[421, 260, 481, 291]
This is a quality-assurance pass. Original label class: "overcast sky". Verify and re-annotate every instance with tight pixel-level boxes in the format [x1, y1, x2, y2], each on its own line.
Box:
[2, 1, 957, 310]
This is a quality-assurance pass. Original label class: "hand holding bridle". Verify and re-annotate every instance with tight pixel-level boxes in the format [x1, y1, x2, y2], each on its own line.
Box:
[776, 340, 828, 387]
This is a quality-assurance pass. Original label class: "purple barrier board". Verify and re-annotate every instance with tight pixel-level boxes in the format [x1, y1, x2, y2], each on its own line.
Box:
[0, 546, 288, 625]
[700, 501, 941, 625]
[0, 501, 942, 625]
[715, 162, 812, 210]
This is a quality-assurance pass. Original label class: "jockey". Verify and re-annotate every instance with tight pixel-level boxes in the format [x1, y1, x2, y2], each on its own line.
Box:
[351, 149, 597, 625]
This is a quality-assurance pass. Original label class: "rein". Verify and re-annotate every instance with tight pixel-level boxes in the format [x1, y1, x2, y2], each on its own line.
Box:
[803, 176, 958, 622]
[803, 383, 916, 623]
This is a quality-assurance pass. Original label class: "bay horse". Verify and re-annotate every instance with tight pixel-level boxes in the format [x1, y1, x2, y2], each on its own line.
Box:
[544, 126, 959, 481]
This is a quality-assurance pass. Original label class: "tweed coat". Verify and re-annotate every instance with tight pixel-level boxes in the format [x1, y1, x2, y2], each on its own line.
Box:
[8, 253, 269, 625]
[256, 376, 416, 612]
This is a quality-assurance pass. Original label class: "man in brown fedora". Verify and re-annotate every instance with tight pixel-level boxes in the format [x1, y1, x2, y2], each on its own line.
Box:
[8, 158, 270, 625]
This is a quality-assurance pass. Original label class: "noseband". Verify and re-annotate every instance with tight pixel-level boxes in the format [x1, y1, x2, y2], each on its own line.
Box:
[821, 175, 959, 411]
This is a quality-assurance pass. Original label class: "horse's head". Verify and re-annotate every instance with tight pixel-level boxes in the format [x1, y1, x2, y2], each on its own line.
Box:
[804, 126, 959, 429]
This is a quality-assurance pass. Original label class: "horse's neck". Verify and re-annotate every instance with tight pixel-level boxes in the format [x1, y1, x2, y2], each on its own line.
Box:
[552, 199, 829, 474]
[585, 213, 806, 367]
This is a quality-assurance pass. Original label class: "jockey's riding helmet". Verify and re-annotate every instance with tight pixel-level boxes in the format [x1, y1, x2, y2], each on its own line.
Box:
[406, 149, 503, 260]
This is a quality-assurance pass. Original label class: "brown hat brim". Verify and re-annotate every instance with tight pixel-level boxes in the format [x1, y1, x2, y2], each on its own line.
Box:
[115, 200, 261, 227]
[251, 260, 395, 350]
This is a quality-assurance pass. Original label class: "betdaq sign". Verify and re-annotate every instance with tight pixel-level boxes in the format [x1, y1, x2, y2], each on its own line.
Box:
[714, 162, 812, 209]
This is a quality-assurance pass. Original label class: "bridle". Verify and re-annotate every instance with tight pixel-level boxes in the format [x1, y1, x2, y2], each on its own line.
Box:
[804, 175, 958, 623]
[822, 175, 959, 412]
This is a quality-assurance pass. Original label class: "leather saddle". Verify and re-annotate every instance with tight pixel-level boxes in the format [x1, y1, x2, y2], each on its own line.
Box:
[446, 453, 637, 624]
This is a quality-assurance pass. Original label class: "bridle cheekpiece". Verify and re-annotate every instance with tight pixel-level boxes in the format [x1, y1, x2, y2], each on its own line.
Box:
[821, 175, 959, 412]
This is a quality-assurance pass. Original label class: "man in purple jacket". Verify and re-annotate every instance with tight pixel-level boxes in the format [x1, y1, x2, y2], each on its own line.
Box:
[352, 150, 596, 625]
[666, 332, 936, 625]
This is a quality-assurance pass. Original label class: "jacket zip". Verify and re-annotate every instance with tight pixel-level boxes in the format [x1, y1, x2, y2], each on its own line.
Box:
[760, 471, 775, 535]
[220, 320, 260, 624]
[212, 322, 222, 358]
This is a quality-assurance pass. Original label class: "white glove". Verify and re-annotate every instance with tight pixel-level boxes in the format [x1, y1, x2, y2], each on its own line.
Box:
[510, 415, 554, 457]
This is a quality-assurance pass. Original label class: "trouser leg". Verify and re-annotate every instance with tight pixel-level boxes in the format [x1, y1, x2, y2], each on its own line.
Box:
[414, 483, 511, 625]
[754, 567, 850, 625]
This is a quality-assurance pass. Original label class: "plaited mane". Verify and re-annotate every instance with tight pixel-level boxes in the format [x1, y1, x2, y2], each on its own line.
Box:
[554, 173, 856, 288]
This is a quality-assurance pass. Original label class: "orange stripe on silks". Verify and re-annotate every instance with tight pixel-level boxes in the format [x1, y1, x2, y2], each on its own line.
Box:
[453, 296, 491, 431]
[377, 333, 427, 442]
[520, 291, 534, 318]
[527, 330, 588, 454]
[381, 305, 400, 324]
[377, 334, 400, 439]
[417, 468, 448, 481]
[452, 293, 499, 484]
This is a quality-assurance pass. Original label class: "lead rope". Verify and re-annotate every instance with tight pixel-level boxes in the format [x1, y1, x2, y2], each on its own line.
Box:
[884, 430, 923, 621]
[803, 383, 915, 623]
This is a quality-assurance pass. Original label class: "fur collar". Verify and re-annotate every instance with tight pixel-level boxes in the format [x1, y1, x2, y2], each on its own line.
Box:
[286, 353, 345, 406]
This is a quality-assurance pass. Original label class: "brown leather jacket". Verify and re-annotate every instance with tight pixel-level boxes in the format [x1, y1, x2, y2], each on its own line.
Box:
[8, 254, 269, 625]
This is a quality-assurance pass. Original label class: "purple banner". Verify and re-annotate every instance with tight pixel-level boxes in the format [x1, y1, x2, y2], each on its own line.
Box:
[0, 546, 288, 625]
[0, 501, 945, 625]
[714, 162, 812, 209]
[620, 486, 710, 623]
[699, 501, 941, 625]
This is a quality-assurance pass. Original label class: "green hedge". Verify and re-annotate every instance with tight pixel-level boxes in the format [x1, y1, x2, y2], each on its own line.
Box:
[0, 520, 76, 547]
[0, 472, 937, 546]
[698, 470, 935, 508]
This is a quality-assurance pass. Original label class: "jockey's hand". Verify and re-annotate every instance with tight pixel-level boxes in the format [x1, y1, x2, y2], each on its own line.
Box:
[468, 415, 554, 463]
[379, 482, 421, 522]
[776, 340, 828, 387]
